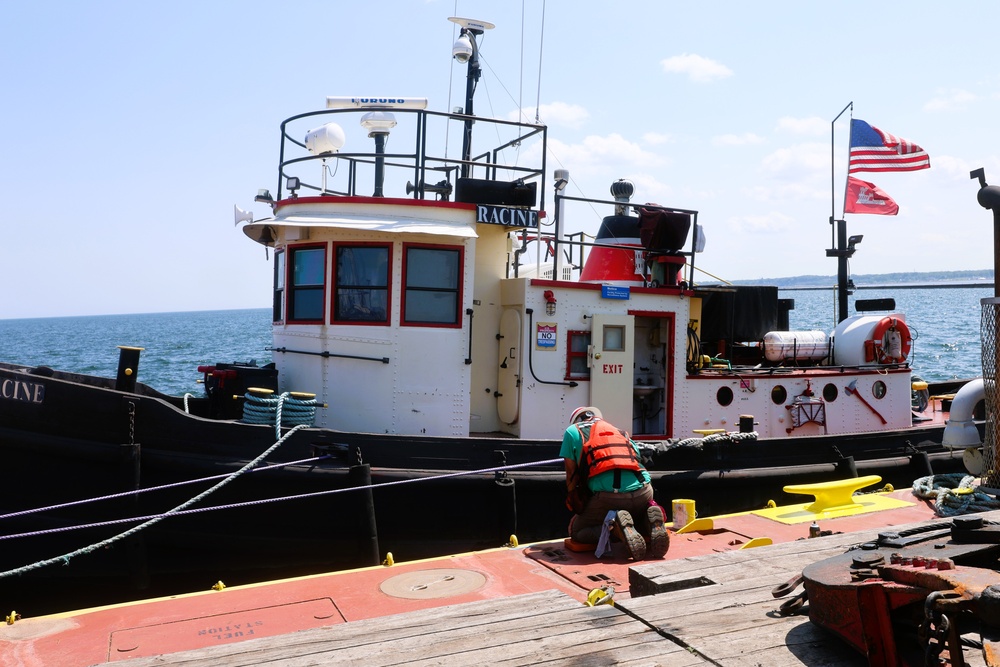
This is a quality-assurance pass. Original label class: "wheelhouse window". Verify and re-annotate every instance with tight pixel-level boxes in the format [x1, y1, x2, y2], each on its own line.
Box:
[566, 330, 591, 380]
[273, 250, 285, 323]
[288, 245, 326, 323]
[402, 244, 463, 326]
[333, 243, 391, 324]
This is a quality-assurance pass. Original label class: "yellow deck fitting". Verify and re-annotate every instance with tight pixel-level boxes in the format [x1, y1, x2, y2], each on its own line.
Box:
[739, 537, 773, 549]
[692, 429, 727, 436]
[677, 517, 715, 534]
[212, 581, 226, 591]
[783, 474, 883, 513]
[383, 552, 395, 566]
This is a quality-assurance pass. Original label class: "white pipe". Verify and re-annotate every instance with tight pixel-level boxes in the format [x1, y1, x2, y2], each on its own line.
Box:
[942, 378, 985, 447]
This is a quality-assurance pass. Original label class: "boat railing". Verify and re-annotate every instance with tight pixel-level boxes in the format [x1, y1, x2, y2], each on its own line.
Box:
[529, 191, 700, 287]
[273, 107, 547, 208]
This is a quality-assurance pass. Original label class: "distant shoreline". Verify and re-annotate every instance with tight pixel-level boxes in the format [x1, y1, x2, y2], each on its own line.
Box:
[779, 282, 995, 291]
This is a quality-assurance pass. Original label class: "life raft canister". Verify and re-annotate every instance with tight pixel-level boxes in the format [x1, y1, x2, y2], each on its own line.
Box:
[865, 316, 913, 364]
[578, 418, 643, 478]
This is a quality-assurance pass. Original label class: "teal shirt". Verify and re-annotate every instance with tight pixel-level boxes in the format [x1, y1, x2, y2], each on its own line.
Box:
[560, 420, 650, 493]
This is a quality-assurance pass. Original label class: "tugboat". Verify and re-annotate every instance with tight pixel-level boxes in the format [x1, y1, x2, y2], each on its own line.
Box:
[0, 16, 980, 612]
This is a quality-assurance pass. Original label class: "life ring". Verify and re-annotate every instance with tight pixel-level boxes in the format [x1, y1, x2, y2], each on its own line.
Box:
[872, 316, 912, 364]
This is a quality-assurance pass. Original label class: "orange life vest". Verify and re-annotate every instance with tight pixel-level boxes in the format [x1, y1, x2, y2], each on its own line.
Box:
[578, 418, 643, 479]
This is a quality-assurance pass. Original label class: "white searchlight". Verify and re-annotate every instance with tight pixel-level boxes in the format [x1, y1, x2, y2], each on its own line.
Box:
[304, 123, 346, 156]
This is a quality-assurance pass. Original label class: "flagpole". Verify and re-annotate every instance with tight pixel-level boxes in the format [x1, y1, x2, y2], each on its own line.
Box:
[829, 101, 853, 323]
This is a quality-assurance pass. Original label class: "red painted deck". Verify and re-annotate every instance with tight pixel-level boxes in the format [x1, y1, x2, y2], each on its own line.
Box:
[0, 484, 943, 666]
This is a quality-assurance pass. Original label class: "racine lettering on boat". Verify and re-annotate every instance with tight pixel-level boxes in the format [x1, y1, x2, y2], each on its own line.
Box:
[0, 378, 44, 404]
[476, 204, 538, 228]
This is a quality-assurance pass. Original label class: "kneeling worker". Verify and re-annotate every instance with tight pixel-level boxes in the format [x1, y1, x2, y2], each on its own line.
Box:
[561, 406, 668, 560]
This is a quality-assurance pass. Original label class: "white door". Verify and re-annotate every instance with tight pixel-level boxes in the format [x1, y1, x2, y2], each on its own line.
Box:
[589, 314, 634, 429]
[497, 309, 521, 425]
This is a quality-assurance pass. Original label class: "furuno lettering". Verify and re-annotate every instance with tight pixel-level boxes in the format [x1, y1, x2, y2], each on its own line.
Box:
[475, 204, 538, 229]
[353, 98, 408, 105]
[0, 378, 45, 404]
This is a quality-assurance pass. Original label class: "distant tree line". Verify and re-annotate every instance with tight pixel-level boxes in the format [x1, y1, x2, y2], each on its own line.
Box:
[730, 269, 994, 288]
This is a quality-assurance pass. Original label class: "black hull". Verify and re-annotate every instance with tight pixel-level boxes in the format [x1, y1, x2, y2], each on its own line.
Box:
[0, 363, 974, 614]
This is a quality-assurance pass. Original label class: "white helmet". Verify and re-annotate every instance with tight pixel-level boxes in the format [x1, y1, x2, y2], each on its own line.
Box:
[569, 406, 602, 424]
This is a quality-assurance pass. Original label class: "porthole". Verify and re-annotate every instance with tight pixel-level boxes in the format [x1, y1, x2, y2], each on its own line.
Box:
[873, 381, 887, 399]
[823, 383, 838, 402]
[717, 386, 734, 407]
[771, 385, 787, 405]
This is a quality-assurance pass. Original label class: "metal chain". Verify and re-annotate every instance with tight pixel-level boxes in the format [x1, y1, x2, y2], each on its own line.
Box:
[921, 591, 950, 666]
[127, 401, 136, 446]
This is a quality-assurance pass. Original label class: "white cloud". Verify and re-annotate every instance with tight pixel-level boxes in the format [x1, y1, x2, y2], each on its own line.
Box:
[727, 211, 796, 233]
[776, 116, 827, 136]
[509, 102, 589, 129]
[660, 54, 733, 83]
[643, 132, 673, 145]
[545, 134, 667, 172]
[760, 142, 828, 175]
[924, 89, 977, 112]
[712, 133, 765, 146]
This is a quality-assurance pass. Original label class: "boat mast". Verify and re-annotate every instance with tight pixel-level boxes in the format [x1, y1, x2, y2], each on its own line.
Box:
[828, 101, 857, 323]
[450, 17, 495, 179]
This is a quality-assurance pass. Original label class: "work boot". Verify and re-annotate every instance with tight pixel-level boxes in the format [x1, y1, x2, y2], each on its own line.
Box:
[646, 504, 669, 558]
[611, 510, 646, 561]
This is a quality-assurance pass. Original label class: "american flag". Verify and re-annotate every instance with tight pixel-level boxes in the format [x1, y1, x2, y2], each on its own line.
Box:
[848, 119, 930, 173]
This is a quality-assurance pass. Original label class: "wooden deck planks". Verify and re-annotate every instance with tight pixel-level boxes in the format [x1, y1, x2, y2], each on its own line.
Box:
[113, 589, 702, 667]
[111, 510, 1000, 666]
[620, 510, 1000, 666]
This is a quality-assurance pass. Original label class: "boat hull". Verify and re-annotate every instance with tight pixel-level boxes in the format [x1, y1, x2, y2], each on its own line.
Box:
[0, 363, 974, 614]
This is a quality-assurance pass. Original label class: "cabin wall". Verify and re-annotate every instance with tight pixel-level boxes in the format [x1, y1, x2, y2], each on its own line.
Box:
[500, 280, 691, 440]
[272, 224, 474, 437]
[672, 370, 915, 438]
[468, 226, 512, 435]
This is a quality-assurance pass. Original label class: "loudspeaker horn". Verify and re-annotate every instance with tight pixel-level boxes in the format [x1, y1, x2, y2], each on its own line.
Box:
[234, 205, 254, 226]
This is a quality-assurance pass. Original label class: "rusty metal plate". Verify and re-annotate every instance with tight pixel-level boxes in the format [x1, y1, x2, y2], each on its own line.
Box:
[108, 597, 342, 661]
[379, 568, 487, 600]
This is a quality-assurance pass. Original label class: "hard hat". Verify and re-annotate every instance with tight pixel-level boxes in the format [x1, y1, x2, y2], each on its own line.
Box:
[570, 406, 602, 424]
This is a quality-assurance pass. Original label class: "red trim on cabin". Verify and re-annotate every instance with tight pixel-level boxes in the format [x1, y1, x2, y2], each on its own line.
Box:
[277, 196, 476, 211]
[330, 241, 393, 327]
[400, 242, 465, 329]
[285, 242, 328, 325]
[564, 329, 591, 382]
[527, 278, 691, 296]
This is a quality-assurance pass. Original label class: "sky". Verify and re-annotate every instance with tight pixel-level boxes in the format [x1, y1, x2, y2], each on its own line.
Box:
[3, 1, 1000, 320]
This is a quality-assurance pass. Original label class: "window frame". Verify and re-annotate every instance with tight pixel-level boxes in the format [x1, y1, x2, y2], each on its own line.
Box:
[272, 249, 286, 324]
[331, 241, 393, 326]
[286, 243, 328, 324]
[565, 329, 592, 381]
[400, 242, 464, 328]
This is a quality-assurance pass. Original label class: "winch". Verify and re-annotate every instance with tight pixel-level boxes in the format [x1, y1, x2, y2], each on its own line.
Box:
[776, 516, 1000, 666]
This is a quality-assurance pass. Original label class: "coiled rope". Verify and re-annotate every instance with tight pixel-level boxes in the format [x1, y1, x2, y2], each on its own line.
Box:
[241, 391, 319, 430]
[671, 430, 759, 450]
[0, 423, 308, 579]
[912, 473, 1000, 516]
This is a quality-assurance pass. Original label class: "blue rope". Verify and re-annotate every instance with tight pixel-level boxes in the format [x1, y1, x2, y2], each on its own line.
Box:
[0, 458, 565, 546]
[0, 456, 331, 523]
[912, 473, 1000, 516]
[241, 392, 319, 432]
[0, 424, 308, 579]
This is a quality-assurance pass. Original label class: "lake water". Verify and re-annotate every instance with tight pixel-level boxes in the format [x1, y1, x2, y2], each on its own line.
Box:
[0, 286, 991, 394]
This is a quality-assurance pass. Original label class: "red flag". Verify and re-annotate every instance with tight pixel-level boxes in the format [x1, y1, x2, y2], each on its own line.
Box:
[844, 177, 899, 215]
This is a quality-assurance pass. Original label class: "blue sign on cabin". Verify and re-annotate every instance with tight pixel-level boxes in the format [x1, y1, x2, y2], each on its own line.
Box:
[601, 285, 630, 300]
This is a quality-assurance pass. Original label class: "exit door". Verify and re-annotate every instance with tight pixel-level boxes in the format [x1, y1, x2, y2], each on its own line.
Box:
[589, 314, 634, 428]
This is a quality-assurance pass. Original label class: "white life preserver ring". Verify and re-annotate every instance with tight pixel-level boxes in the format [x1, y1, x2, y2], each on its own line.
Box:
[872, 316, 912, 364]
